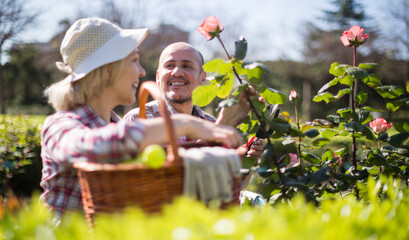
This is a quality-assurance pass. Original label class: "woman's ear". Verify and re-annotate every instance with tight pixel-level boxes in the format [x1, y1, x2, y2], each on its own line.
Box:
[156, 70, 160, 84]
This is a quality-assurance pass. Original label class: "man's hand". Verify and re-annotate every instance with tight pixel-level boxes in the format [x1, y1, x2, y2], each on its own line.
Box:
[246, 138, 265, 158]
[216, 86, 259, 127]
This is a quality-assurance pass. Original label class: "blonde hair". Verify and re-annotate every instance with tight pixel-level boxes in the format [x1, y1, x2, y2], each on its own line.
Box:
[45, 60, 124, 111]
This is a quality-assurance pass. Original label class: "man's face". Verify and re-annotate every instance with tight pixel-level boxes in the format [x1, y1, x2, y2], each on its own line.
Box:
[156, 44, 206, 104]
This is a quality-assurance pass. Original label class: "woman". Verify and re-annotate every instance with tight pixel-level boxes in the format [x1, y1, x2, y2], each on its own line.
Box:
[40, 17, 241, 217]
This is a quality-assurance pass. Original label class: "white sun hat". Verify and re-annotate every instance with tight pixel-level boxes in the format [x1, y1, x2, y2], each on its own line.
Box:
[56, 17, 148, 82]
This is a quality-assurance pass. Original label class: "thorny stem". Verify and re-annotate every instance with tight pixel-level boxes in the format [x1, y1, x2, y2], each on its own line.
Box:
[352, 46, 359, 199]
[295, 104, 302, 174]
[216, 36, 284, 182]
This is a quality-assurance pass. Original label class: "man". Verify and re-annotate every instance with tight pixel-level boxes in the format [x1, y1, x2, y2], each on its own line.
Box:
[124, 42, 264, 157]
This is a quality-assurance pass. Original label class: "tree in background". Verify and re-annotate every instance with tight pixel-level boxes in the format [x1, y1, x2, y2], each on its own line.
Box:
[3, 44, 53, 114]
[322, 0, 366, 29]
[0, 0, 40, 114]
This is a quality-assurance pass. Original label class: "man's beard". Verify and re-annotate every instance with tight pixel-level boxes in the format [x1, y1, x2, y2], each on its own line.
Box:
[165, 94, 192, 104]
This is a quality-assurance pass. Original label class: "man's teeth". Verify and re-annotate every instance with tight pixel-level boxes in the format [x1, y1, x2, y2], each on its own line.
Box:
[132, 83, 139, 88]
[170, 82, 185, 86]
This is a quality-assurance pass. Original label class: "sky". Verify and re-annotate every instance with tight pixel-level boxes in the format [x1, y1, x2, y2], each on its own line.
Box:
[15, 0, 397, 62]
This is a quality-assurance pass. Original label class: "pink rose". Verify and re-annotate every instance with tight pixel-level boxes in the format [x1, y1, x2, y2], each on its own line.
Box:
[198, 16, 224, 40]
[340, 25, 369, 47]
[330, 153, 343, 166]
[369, 118, 392, 135]
[287, 153, 299, 168]
[289, 90, 298, 102]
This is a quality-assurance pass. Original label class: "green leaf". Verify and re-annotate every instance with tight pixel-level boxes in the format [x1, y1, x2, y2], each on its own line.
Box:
[335, 88, 352, 99]
[358, 63, 379, 69]
[355, 91, 368, 105]
[353, 108, 372, 123]
[362, 106, 384, 112]
[260, 143, 274, 168]
[309, 167, 330, 184]
[406, 81, 409, 93]
[327, 115, 347, 124]
[322, 129, 338, 139]
[205, 59, 234, 75]
[336, 108, 352, 119]
[269, 119, 292, 136]
[334, 148, 346, 157]
[329, 62, 346, 76]
[242, 62, 271, 85]
[322, 149, 334, 161]
[386, 98, 409, 112]
[304, 129, 320, 138]
[362, 74, 381, 87]
[367, 151, 387, 166]
[218, 98, 238, 108]
[244, 61, 271, 73]
[216, 73, 234, 98]
[203, 59, 224, 73]
[377, 86, 405, 99]
[282, 138, 296, 145]
[389, 132, 409, 146]
[234, 37, 247, 60]
[318, 78, 339, 94]
[313, 92, 336, 103]
[339, 75, 354, 87]
[246, 67, 263, 84]
[393, 122, 409, 133]
[345, 66, 368, 79]
[231, 83, 249, 97]
[362, 125, 376, 141]
[301, 152, 321, 164]
[260, 88, 286, 104]
[192, 83, 218, 107]
[311, 137, 330, 147]
[344, 121, 363, 132]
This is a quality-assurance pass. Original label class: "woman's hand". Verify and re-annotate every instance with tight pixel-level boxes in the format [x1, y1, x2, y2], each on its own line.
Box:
[179, 115, 242, 148]
[139, 114, 242, 149]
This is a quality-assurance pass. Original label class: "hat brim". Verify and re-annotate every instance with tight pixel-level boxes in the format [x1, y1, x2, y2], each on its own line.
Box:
[64, 28, 148, 82]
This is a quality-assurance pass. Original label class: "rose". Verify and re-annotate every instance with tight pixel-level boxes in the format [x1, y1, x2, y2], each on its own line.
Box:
[287, 153, 299, 168]
[288, 90, 298, 103]
[198, 16, 224, 40]
[330, 153, 343, 166]
[340, 25, 369, 47]
[369, 118, 393, 135]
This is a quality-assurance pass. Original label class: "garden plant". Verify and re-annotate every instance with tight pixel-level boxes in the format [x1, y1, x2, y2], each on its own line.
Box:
[194, 16, 409, 204]
[1, 16, 409, 239]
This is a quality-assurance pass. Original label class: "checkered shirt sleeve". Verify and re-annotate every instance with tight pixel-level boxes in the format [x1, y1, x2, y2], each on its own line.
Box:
[40, 105, 145, 216]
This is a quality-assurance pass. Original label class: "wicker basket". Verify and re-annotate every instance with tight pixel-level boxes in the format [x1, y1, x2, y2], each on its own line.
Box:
[74, 81, 242, 225]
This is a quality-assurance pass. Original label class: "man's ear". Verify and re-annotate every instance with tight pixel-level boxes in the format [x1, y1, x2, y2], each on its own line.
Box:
[199, 71, 206, 85]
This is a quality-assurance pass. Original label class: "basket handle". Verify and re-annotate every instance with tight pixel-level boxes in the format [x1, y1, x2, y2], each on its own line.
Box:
[138, 81, 181, 165]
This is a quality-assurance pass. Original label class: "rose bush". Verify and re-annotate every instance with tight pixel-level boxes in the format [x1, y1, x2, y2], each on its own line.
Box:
[194, 17, 409, 204]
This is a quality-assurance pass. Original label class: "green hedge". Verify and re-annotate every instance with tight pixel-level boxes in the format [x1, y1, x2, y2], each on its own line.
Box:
[1, 177, 408, 240]
[0, 115, 44, 198]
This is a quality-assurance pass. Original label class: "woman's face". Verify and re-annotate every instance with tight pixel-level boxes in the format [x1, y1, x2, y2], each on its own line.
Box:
[109, 49, 146, 106]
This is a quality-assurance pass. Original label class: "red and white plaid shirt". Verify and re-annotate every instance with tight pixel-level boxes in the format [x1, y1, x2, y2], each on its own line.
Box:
[124, 100, 216, 122]
[40, 104, 145, 216]
[124, 100, 216, 143]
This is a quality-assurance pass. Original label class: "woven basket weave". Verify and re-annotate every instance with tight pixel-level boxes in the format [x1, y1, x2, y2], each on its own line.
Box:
[74, 81, 242, 225]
